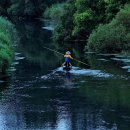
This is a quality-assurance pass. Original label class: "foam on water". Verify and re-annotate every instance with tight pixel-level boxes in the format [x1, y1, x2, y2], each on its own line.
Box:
[41, 67, 114, 80]
[56, 67, 113, 78]
[0, 80, 4, 83]
[121, 66, 130, 69]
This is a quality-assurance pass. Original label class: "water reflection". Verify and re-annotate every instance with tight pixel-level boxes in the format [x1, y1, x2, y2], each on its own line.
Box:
[65, 72, 71, 81]
[0, 75, 11, 92]
[0, 20, 130, 130]
[86, 53, 130, 79]
[14, 19, 62, 71]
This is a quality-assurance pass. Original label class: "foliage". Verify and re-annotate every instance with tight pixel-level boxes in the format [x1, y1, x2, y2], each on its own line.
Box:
[116, 4, 130, 31]
[0, 0, 11, 15]
[87, 23, 127, 53]
[86, 4, 130, 53]
[53, 1, 76, 42]
[72, 0, 106, 39]
[0, 17, 14, 73]
[1, 0, 66, 17]
[44, 3, 66, 22]
[72, 8, 93, 37]
[54, 0, 129, 46]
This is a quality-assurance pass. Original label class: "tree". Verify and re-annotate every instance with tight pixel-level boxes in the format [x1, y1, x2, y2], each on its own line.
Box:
[0, 0, 66, 17]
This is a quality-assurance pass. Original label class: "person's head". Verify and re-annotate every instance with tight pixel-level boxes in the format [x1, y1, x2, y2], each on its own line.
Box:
[66, 51, 71, 55]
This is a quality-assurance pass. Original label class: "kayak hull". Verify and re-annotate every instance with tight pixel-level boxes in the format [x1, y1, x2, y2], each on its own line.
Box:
[63, 66, 72, 71]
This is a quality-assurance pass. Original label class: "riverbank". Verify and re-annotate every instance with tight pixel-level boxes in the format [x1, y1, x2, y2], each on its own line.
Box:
[0, 17, 14, 73]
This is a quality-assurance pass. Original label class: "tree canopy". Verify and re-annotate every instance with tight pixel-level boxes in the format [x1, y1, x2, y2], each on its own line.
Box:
[0, 0, 65, 17]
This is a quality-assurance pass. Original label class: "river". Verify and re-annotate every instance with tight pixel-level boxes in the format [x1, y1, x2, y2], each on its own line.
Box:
[0, 20, 130, 130]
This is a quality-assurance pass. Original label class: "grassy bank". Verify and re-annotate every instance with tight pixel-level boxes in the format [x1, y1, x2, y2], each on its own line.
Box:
[0, 17, 14, 73]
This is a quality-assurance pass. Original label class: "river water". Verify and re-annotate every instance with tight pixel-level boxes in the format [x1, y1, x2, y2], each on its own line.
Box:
[0, 20, 130, 130]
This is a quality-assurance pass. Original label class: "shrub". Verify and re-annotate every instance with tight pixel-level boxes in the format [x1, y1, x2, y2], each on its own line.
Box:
[116, 4, 130, 31]
[86, 4, 130, 53]
[87, 23, 127, 52]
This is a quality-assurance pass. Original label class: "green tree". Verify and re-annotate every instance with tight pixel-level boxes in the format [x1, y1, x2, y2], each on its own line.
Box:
[53, 0, 76, 42]
[0, 0, 66, 17]
[54, 0, 129, 45]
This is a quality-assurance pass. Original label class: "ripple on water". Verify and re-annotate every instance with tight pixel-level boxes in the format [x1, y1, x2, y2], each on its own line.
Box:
[111, 58, 123, 61]
[0, 80, 4, 83]
[98, 59, 109, 62]
[15, 52, 21, 56]
[111, 58, 130, 63]
[15, 56, 25, 61]
[42, 27, 54, 31]
[121, 66, 130, 69]
[9, 67, 17, 72]
[11, 62, 19, 65]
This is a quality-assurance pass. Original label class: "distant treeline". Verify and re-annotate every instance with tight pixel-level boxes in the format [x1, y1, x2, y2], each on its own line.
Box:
[0, 0, 65, 18]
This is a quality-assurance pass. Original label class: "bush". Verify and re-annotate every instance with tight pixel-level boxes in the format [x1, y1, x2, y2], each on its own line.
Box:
[116, 4, 130, 31]
[44, 3, 66, 23]
[0, 17, 14, 73]
[86, 4, 130, 53]
[7, 3, 22, 16]
[87, 23, 127, 52]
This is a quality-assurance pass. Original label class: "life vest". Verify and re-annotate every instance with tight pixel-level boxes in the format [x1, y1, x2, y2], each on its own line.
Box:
[65, 57, 70, 62]
[64, 54, 73, 62]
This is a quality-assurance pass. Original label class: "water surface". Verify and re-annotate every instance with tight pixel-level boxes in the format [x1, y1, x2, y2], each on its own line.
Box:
[0, 20, 130, 130]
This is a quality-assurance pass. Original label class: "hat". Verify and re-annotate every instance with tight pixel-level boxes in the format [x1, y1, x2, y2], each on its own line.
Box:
[66, 51, 71, 54]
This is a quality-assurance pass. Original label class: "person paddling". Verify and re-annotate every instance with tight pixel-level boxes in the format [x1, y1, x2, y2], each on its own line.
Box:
[62, 51, 73, 67]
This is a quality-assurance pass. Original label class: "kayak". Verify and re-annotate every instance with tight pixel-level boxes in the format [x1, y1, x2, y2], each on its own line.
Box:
[63, 65, 72, 71]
